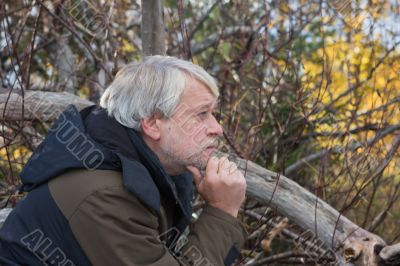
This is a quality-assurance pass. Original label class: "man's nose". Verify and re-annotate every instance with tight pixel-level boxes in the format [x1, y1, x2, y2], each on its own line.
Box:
[207, 115, 223, 136]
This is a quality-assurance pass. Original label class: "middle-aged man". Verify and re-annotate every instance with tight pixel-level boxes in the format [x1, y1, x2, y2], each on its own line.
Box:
[0, 56, 247, 266]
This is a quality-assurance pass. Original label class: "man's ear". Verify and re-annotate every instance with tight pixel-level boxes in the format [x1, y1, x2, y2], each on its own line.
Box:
[141, 116, 161, 141]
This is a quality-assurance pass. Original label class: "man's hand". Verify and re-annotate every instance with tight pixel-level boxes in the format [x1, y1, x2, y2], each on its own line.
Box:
[187, 157, 246, 218]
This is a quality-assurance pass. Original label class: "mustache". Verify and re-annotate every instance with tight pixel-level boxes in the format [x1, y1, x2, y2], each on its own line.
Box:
[200, 137, 220, 149]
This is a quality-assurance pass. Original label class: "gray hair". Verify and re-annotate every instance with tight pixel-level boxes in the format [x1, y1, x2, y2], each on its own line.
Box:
[100, 55, 219, 130]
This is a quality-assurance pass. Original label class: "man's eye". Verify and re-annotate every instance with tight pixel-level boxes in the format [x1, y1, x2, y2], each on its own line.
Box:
[198, 111, 208, 118]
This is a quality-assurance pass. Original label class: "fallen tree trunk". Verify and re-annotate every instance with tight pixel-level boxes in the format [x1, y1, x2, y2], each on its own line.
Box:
[0, 89, 398, 265]
[379, 243, 400, 265]
[0, 88, 93, 121]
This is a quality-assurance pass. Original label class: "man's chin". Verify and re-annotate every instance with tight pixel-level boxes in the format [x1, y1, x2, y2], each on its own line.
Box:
[184, 149, 215, 172]
[190, 157, 208, 172]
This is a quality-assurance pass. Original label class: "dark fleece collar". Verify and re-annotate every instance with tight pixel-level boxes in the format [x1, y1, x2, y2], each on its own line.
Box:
[20, 105, 194, 225]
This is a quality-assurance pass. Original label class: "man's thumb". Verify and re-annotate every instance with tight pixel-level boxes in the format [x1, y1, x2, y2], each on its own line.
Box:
[186, 165, 203, 187]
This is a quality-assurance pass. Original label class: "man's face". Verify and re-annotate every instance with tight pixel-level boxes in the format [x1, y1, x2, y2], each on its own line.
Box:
[157, 77, 223, 175]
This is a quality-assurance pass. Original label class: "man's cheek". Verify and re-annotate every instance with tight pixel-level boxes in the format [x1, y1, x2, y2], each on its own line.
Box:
[174, 117, 208, 150]
[180, 118, 202, 135]
[192, 126, 208, 148]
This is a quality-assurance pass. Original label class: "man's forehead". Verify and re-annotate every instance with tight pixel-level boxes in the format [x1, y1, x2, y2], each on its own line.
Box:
[181, 93, 218, 110]
[184, 81, 212, 93]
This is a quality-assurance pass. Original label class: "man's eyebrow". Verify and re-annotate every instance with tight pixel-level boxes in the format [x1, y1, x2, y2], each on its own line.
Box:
[194, 100, 219, 111]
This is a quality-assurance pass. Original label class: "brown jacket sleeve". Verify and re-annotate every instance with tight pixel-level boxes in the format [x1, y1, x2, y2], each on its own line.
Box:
[68, 186, 246, 266]
[179, 205, 247, 265]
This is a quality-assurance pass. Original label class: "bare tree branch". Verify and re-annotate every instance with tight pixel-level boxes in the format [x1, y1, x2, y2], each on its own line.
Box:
[191, 26, 252, 55]
[188, 0, 222, 40]
[284, 123, 400, 175]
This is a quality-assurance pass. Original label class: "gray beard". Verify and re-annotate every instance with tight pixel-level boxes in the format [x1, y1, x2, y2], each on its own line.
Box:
[161, 138, 220, 175]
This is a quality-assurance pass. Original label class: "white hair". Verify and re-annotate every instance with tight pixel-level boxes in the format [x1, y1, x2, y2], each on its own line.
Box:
[100, 55, 219, 130]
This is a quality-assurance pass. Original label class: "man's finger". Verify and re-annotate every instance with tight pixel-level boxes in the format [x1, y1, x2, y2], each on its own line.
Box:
[206, 156, 219, 177]
[218, 157, 230, 173]
[228, 162, 238, 174]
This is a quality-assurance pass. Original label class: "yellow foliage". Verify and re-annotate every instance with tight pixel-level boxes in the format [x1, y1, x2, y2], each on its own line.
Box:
[13, 147, 30, 159]
[301, 34, 400, 178]
[0, 148, 6, 158]
[0, 146, 31, 160]
[0, 146, 31, 176]
[121, 39, 135, 53]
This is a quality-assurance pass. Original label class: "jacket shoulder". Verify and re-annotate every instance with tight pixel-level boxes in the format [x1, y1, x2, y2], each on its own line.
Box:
[49, 169, 125, 219]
